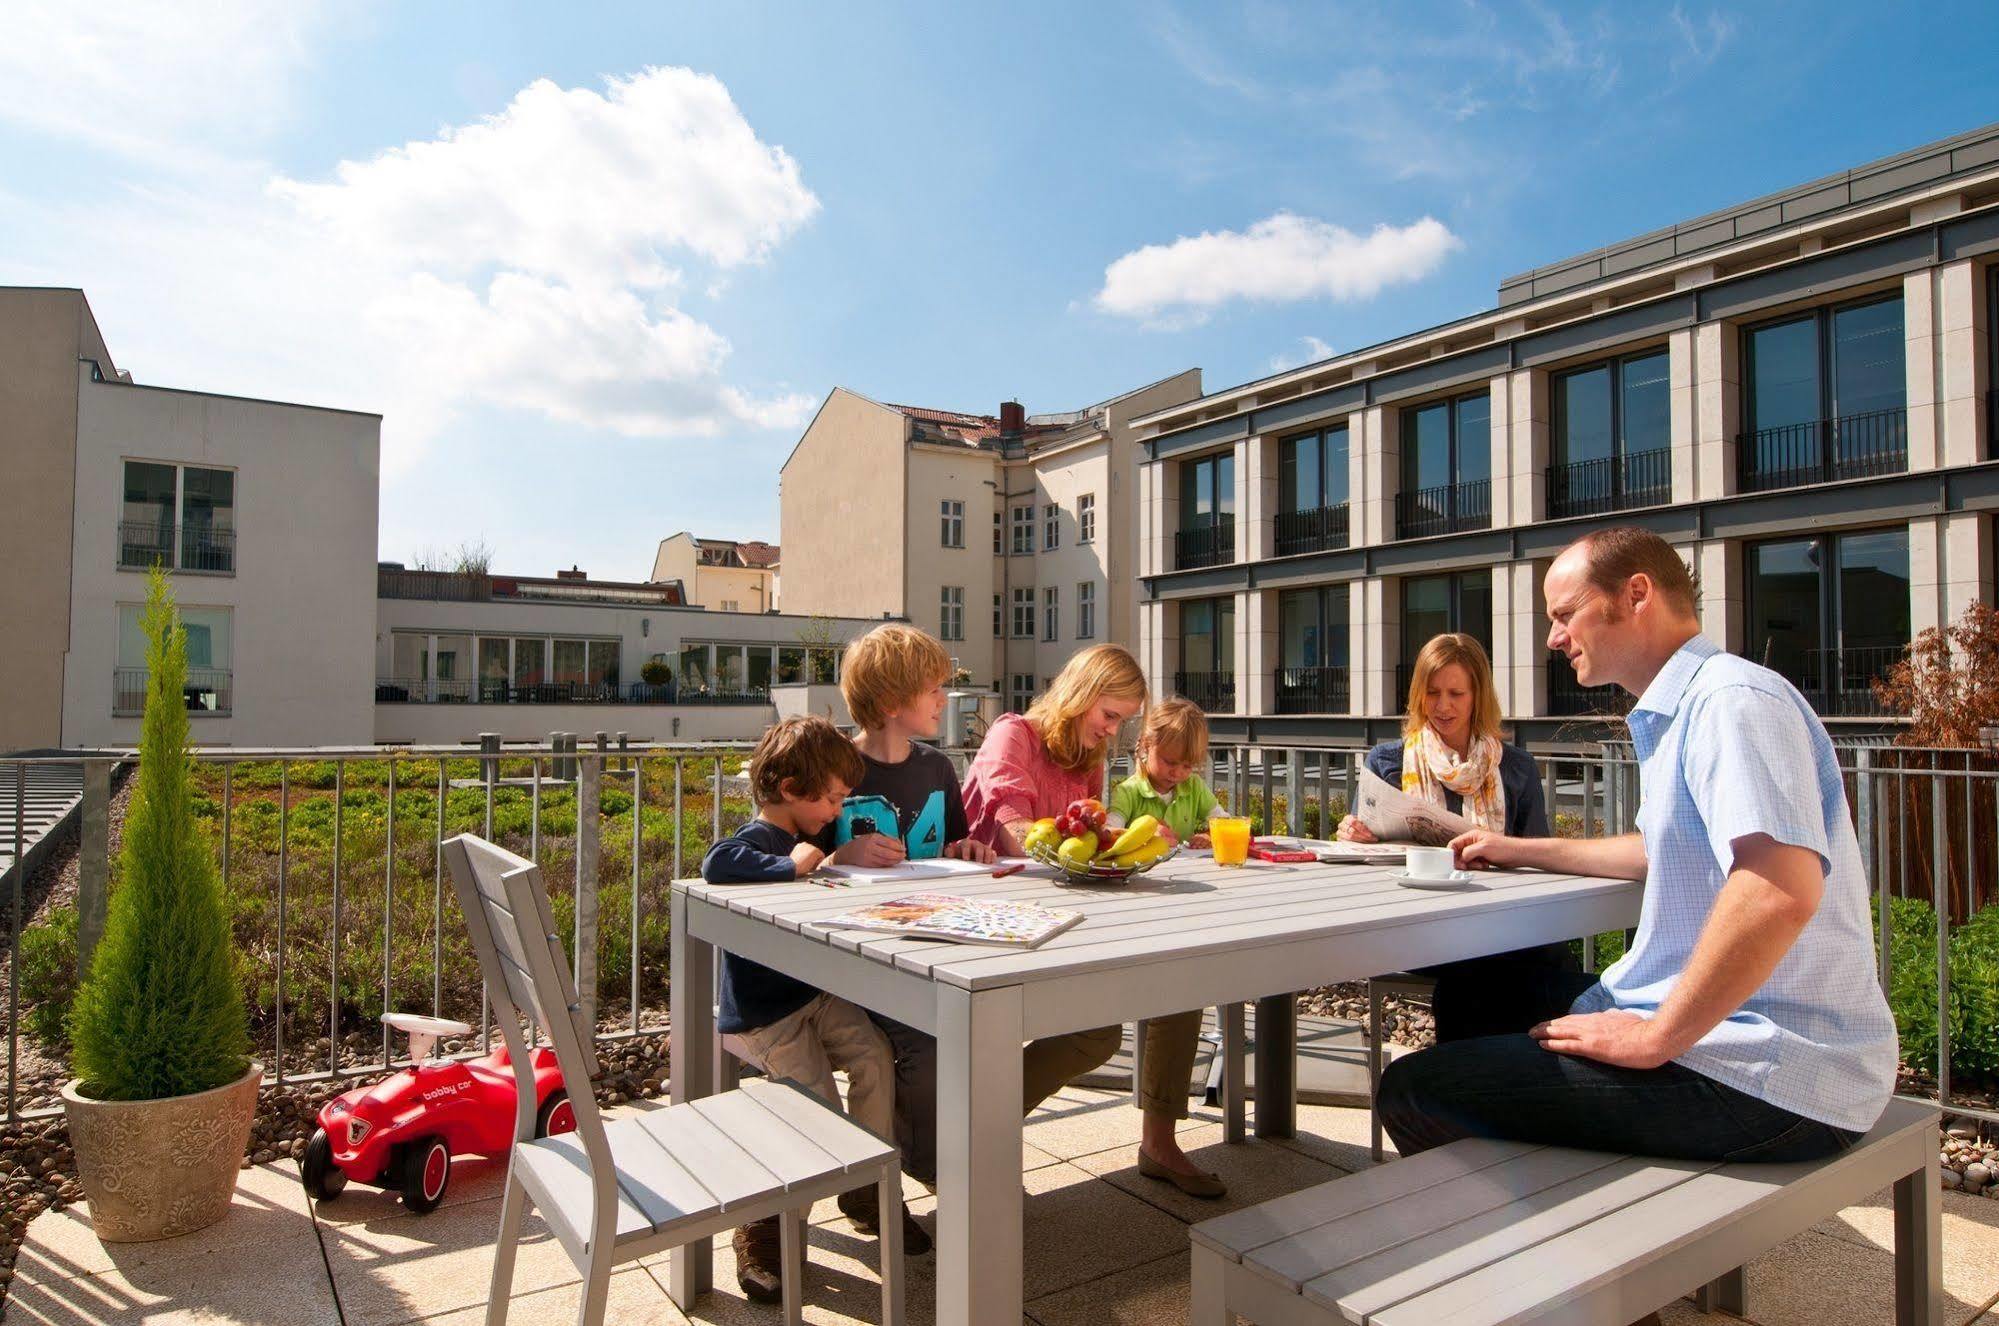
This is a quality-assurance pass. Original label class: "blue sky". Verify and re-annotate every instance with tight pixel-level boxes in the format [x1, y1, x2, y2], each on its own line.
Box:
[4, 2, 1996, 581]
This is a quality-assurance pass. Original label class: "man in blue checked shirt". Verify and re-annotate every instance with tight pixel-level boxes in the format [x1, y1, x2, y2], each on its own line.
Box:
[1378, 526, 1896, 1170]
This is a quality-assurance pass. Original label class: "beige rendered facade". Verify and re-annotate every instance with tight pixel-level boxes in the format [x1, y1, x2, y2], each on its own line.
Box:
[647, 531, 780, 612]
[780, 372, 1201, 701]
[2, 287, 383, 752]
[1134, 123, 1999, 744]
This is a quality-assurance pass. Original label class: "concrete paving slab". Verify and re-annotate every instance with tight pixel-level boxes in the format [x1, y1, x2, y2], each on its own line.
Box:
[674, 1221, 938, 1326]
[304, 1149, 512, 1226]
[420, 1267, 687, 1325]
[1732, 1227, 1993, 1326]
[1025, 1250, 1192, 1326]
[1809, 1183, 1999, 1313]
[7, 1243, 341, 1325]
[320, 1195, 584, 1325]
[1266, 1099, 1395, 1173]
[13, 1162, 317, 1282]
[1068, 1124, 1345, 1224]
[1021, 1086, 1152, 1161]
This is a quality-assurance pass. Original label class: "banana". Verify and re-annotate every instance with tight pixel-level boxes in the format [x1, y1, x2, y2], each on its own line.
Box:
[1113, 837, 1173, 869]
[1103, 815, 1159, 858]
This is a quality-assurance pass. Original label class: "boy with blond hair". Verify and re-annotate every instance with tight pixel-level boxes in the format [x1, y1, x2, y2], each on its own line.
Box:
[1111, 696, 1223, 848]
[812, 623, 995, 1181]
[701, 715, 930, 1302]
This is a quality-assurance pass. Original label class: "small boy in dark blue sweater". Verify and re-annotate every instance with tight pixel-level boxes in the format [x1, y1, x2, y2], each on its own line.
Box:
[700, 716, 929, 1303]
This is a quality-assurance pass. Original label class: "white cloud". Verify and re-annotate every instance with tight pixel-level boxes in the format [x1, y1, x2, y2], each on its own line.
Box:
[1268, 335, 1337, 374]
[270, 68, 819, 289]
[1094, 213, 1460, 326]
[7, 65, 822, 473]
[0, 0, 329, 166]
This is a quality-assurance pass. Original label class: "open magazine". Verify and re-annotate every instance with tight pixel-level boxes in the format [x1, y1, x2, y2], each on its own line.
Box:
[1352, 768, 1474, 846]
[812, 892, 1083, 948]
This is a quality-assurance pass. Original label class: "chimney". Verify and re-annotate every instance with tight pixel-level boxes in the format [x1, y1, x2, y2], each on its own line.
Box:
[556, 565, 587, 581]
[999, 400, 1026, 436]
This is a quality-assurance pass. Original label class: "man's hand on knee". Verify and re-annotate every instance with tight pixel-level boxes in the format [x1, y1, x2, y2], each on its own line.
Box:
[1529, 1009, 1671, 1070]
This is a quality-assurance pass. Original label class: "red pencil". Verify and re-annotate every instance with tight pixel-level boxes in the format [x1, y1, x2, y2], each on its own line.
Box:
[990, 863, 1026, 878]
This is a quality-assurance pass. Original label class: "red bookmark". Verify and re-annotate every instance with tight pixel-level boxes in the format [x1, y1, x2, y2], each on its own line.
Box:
[990, 863, 1026, 878]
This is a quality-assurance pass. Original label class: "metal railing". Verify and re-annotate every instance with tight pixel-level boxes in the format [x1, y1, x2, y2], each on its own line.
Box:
[113, 667, 232, 716]
[373, 677, 776, 706]
[117, 521, 235, 574]
[1172, 671, 1236, 713]
[1174, 521, 1235, 570]
[1275, 666, 1351, 714]
[1274, 504, 1351, 557]
[1546, 447, 1671, 519]
[1762, 646, 1906, 719]
[1395, 479, 1491, 540]
[1736, 406, 1908, 493]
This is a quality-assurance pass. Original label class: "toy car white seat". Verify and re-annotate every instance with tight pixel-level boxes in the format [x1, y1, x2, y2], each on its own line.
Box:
[382, 1012, 473, 1065]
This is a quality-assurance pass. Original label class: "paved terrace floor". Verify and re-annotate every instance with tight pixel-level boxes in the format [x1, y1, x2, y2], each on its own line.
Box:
[11, 1088, 1999, 1325]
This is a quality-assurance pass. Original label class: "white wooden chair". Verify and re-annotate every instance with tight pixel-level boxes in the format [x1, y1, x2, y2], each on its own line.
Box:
[442, 833, 905, 1326]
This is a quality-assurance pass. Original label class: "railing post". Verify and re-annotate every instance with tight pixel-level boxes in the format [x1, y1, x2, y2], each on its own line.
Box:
[1285, 749, 1303, 836]
[576, 752, 602, 1031]
[1854, 749, 1887, 990]
[78, 758, 113, 972]
[480, 733, 500, 787]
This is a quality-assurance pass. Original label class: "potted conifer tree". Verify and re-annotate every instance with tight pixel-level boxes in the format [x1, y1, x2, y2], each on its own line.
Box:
[62, 567, 259, 1241]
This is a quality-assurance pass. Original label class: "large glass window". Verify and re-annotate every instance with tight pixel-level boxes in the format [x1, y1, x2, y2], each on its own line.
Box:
[1748, 528, 1909, 716]
[679, 643, 711, 691]
[1400, 571, 1492, 684]
[1176, 451, 1235, 568]
[119, 461, 177, 567]
[513, 638, 546, 689]
[119, 461, 235, 573]
[1176, 597, 1236, 712]
[940, 499, 964, 548]
[940, 586, 963, 641]
[118, 604, 232, 713]
[747, 647, 773, 694]
[587, 640, 620, 689]
[1743, 294, 1906, 491]
[180, 467, 234, 571]
[1397, 393, 1491, 537]
[479, 638, 511, 701]
[1550, 350, 1670, 516]
[1277, 424, 1352, 554]
[1277, 585, 1351, 713]
[777, 646, 806, 684]
[714, 645, 747, 693]
[552, 639, 588, 685]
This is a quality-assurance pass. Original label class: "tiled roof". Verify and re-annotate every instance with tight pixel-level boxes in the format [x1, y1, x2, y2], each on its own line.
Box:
[737, 540, 780, 568]
[886, 402, 1072, 448]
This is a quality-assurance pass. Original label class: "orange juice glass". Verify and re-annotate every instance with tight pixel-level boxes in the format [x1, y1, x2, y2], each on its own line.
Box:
[1211, 817, 1252, 867]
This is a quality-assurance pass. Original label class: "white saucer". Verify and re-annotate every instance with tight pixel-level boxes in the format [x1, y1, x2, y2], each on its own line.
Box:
[1390, 868, 1477, 889]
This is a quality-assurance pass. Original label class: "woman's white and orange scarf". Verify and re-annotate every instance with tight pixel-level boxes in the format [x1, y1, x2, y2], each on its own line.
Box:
[1401, 725, 1508, 832]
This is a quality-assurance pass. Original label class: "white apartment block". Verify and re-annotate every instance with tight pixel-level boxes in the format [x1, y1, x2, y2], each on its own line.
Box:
[779, 371, 1202, 708]
[1, 288, 381, 751]
[648, 532, 780, 613]
[1134, 123, 1999, 746]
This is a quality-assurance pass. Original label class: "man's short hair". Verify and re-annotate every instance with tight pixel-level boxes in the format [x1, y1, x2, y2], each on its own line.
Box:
[1574, 526, 1700, 616]
[840, 624, 954, 731]
[747, 715, 864, 807]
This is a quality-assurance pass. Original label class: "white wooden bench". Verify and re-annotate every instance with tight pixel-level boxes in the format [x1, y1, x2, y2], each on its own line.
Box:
[444, 834, 904, 1326]
[1189, 1096, 1941, 1326]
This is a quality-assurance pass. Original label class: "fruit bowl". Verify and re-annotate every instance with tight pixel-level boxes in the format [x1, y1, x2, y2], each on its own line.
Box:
[1026, 839, 1181, 885]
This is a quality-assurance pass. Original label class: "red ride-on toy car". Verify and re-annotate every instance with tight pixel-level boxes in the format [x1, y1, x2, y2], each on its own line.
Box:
[302, 1012, 575, 1213]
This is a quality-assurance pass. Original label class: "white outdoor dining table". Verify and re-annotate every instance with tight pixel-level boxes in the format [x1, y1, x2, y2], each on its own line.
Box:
[667, 853, 1644, 1326]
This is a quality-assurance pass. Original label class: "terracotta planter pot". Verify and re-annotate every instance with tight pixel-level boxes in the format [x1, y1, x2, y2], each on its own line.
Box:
[61, 1061, 262, 1242]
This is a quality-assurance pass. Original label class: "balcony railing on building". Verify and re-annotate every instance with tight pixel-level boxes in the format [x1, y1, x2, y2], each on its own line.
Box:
[1273, 504, 1350, 557]
[1547, 653, 1635, 718]
[374, 676, 771, 706]
[1545, 448, 1671, 520]
[1772, 646, 1904, 718]
[1174, 521, 1235, 570]
[1172, 670, 1235, 713]
[117, 521, 235, 574]
[1275, 666, 1349, 714]
[1736, 407, 1907, 494]
[1395, 479, 1491, 540]
[114, 667, 231, 716]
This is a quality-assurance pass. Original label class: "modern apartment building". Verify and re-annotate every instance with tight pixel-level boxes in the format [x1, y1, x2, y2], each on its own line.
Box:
[647, 532, 780, 612]
[780, 371, 1202, 708]
[0, 288, 382, 752]
[373, 563, 879, 743]
[1133, 123, 1999, 746]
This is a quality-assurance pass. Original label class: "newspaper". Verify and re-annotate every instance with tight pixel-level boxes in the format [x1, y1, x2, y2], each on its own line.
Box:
[812, 893, 1083, 948]
[1352, 769, 1474, 847]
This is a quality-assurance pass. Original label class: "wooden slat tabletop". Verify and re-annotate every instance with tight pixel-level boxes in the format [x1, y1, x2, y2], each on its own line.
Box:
[679, 855, 1639, 991]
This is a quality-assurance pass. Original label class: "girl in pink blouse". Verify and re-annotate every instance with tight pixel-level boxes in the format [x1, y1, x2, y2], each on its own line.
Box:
[960, 645, 1226, 1198]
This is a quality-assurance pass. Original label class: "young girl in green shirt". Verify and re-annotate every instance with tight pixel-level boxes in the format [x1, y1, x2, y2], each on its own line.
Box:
[1111, 697, 1221, 849]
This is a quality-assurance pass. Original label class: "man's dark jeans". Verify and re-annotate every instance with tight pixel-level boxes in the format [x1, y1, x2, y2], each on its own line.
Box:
[1379, 968, 1863, 1163]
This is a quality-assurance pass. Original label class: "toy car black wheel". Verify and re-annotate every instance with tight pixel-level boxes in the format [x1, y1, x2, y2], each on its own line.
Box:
[536, 1088, 576, 1138]
[302, 1129, 346, 1202]
[400, 1135, 451, 1214]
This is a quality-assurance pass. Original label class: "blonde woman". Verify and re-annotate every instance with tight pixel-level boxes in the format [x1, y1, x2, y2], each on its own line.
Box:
[961, 645, 1226, 1198]
[1336, 633, 1574, 1040]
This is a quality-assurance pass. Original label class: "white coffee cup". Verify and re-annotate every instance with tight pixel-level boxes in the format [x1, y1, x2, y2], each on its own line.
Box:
[1405, 845, 1457, 878]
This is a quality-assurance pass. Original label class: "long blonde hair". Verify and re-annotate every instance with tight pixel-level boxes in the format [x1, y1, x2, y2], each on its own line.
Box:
[1403, 634, 1503, 744]
[1027, 644, 1148, 774]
